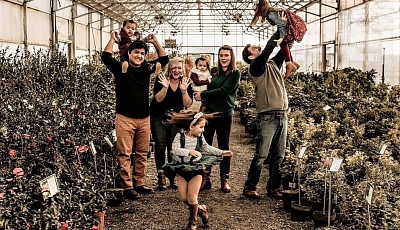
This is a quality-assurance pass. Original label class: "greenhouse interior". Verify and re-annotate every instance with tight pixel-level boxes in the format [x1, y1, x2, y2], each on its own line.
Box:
[0, 0, 399, 229]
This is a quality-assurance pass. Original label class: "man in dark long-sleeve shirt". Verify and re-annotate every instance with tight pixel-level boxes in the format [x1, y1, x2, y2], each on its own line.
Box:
[241, 31, 288, 199]
[102, 33, 169, 200]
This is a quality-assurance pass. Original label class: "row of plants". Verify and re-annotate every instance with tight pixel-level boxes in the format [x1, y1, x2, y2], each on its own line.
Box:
[0, 47, 119, 229]
[237, 68, 400, 228]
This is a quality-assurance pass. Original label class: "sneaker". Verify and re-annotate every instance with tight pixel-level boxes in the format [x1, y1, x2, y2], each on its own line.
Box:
[134, 185, 154, 194]
[123, 189, 141, 200]
[242, 190, 261, 199]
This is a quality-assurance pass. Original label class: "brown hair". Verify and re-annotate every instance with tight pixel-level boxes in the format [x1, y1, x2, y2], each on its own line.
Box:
[123, 20, 137, 28]
[251, 0, 279, 26]
[217, 45, 237, 76]
[242, 44, 253, 64]
[163, 110, 219, 130]
[195, 57, 211, 72]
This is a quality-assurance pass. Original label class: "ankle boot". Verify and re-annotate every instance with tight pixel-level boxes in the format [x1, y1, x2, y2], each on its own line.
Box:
[187, 204, 198, 230]
[200, 168, 212, 191]
[168, 175, 178, 189]
[284, 62, 297, 78]
[157, 172, 167, 191]
[220, 155, 232, 193]
[197, 204, 209, 226]
[292, 61, 300, 69]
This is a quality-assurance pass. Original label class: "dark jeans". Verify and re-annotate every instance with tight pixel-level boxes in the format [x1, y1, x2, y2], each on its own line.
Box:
[243, 113, 287, 193]
[203, 115, 232, 173]
[203, 115, 232, 150]
[150, 115, 180, 172]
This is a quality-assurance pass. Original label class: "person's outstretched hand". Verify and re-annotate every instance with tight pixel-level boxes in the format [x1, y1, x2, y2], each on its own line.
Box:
[274, 38, 283, 47]
[158, 73, 170, 88]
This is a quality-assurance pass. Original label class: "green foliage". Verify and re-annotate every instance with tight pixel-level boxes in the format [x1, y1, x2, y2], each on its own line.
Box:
[0, 47, 115, 229]
[237, 68, 400, 228]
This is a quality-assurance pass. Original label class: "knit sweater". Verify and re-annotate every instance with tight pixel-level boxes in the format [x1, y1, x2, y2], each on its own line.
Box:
[200, 67, 240, 116]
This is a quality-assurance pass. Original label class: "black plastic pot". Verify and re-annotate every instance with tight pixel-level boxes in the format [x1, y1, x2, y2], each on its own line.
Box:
[107, 188, 124, 207]
[282, 190, 299, 210]
[290, 201, 312, 221]
[313, 211, 336, 228]
[308, 199, 337, 213]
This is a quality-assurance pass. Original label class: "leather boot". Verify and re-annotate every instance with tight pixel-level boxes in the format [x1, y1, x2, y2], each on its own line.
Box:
[220, 155, 232, 193]
[168, 175, 178, 189]
[157, 172, 167, 191]
[284, 62, 297, 78]
[199, 168, 212, 191]
[197, 204, 209, 226]
[186, 204, 198, 230]
[292, 61, 300, 69]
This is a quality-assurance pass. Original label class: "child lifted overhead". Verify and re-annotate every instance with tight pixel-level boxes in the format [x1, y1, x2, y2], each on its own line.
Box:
[112, 20, 161, 75]
[162, 111, 233, 230]
[251, 0, 307, 78]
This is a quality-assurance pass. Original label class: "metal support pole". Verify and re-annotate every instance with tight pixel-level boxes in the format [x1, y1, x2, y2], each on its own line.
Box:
[382, 48, 385, 84]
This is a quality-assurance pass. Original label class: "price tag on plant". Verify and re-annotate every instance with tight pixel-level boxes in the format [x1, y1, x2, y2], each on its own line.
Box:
[39, 174, 59, 200]
[379, 143, 387, 155]
[365, 183, 374, 205]
[329, 157, 343, 172]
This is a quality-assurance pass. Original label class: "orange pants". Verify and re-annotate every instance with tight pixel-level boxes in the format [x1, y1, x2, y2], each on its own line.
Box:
[115, 113, 150, 189]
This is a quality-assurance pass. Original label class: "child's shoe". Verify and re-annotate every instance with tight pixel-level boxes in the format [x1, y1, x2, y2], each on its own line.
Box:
[284, 62, 297, 78]
[154, 62, 162, 76]
[122, 61, 129, 73]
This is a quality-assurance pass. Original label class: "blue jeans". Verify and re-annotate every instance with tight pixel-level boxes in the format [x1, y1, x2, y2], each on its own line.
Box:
[150, 115, 180, 171]
[243, 113, 287, 193]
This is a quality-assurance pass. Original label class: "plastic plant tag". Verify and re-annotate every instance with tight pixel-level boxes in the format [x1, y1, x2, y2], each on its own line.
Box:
[39, 174, 59, 200]
[379, 143, 387, 155]
[298, 146, 307, 158]
[89, 141, 97, 155]
[365, 183, 374, 205]
[329, 157, 343, 172]
[104, 136, 113, 147]
[289, 182, 297, 189]
[111, 130, 117, 142]
[323, 105, 331, 111]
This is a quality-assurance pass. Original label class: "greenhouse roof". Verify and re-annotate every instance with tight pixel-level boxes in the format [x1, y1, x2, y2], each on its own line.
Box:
[76, 0, 321, 37]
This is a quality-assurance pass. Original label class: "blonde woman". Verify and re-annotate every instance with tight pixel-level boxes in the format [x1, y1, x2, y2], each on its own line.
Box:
[150, 57, 194, 190]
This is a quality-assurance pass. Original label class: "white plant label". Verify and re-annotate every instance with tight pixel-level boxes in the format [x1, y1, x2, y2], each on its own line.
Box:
[323, 105, 331, 111]
[329, 157, 343, 172]
[298, 146, 307, 158]
[39, 174, 59, 200]
[90, 141, 97, 155]
[289, 182, 297, 189]
[365, 183, 374, 205]
[111, 130, 117, 142]
[104, 136, 113, 147]
[379, 144, 387, 155]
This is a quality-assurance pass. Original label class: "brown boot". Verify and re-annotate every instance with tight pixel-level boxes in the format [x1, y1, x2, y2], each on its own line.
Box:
[168, 175, 178, 189]
[284, 62, 297, 78]
[157, 172, 167, 191]
[187, 204, 198, 230]
[220, 155, 232, 193]
[292, 61, 300, 69]
[197, 204, 209, 226]
[200, 168, 211, 191]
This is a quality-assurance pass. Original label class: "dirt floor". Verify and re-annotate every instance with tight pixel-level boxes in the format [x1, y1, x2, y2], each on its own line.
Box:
[105, 114, 332, 230]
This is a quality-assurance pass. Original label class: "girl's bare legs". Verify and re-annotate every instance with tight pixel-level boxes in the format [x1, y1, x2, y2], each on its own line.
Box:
[178, 175, 202, 229]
